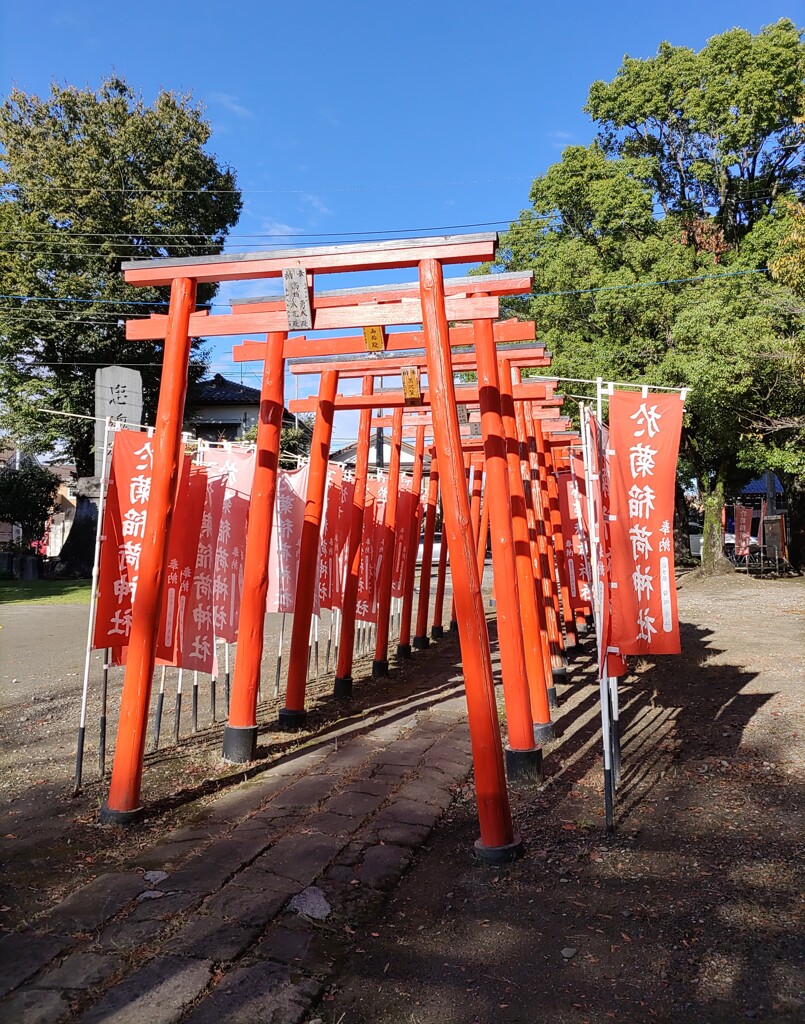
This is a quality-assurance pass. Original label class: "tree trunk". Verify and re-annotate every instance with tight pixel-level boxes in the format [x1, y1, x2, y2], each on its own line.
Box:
[701, 467, 733, 576]
[674, 476, 691, 563]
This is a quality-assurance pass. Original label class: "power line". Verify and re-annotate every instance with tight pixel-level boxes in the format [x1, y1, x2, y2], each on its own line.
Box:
[526, 268, 770, 299]
[0, 219, 513, 241]
[1, 176, 531, 195]
[0, 266, 776, 326]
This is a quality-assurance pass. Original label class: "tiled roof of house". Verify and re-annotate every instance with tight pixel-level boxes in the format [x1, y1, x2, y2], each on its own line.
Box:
[196, 374, 261, 404]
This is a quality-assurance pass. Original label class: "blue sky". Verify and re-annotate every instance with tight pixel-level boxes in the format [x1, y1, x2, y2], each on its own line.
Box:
[0, 1, 797, 440]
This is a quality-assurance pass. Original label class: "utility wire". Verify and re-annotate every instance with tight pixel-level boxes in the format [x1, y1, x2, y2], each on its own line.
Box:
[0, 266, 776, 325]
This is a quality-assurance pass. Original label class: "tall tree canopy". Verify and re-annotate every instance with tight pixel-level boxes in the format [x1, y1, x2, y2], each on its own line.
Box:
[0, 77, 242, 475]
[486, 19, 805, 569]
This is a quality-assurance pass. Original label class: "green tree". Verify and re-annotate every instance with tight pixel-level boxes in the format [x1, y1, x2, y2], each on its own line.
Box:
[0, 455, 60, 550]
[486, 20, 805, 571]
[0, 77, 242, 475]
[241, 420, 314, 467]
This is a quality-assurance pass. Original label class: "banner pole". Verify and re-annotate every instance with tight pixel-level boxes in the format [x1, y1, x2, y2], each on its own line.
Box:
[152, 665, 166, 751]
[173, 669, 183, 744]
[192, 670, 199, 733]
[98, 648, 110, 778]
[210, 644, 217, 721]
[274, 613, 286, 698]
[73, 416, 113, 796]
[224, 642, 230, 715]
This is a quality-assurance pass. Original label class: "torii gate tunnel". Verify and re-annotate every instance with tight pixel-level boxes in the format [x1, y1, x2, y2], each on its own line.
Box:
[102, 233, 574, 863]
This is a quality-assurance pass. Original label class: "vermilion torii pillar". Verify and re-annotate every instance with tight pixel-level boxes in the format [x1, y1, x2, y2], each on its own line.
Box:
[419, 258, 520, 862]
[372, 406, 404, 678]
[101, 277, 196, 823]
[333, 376, 374, 698]
[279, 369, 339, 730]
[413, 452, 439, 650]
[396, 425, 426, 660]
[222, 331, 286, 762]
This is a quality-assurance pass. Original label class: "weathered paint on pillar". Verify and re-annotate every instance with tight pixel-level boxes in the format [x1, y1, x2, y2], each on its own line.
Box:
[223, 332, 286, 762]
[419, 257, 520, 863]
[397, 424, 426, 658]
[333, 376, 374, 696]
[498, 358, 553, 737]
[280, 369, 339, 728]
[102, 277, 197, 822]
[431, 498, 449, 639]
[474, 318, 539, 764]
[414, 455, 439, 649]
[372, 406, 404, 677]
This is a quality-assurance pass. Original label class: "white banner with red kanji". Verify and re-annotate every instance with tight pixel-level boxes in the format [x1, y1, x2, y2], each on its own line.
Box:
[203, 444, 256, 643]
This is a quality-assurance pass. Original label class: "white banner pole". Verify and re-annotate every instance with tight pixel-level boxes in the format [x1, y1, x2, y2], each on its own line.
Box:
[73, 416, 114, 795]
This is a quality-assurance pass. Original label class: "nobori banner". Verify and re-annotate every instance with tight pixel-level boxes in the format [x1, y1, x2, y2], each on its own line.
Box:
[607, 391, 684, 656]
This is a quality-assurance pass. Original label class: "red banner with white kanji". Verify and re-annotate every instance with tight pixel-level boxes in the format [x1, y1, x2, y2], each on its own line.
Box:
[392, 476, 416, 599]
[331, 474, 355, 612]
[734, 503, 753, 558]
[556, 469, 590, 612]
[93, 429, 155, 648]
[155, 462, 204, 664]
[608, 392, 684, 656]
[356, 477, 387, 624]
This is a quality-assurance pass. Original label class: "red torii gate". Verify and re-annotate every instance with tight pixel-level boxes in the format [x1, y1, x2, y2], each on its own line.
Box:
[105, 235, 524, 864]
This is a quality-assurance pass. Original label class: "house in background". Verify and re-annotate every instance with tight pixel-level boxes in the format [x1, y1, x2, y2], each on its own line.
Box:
[330, 431, 431, 476]
[189, 374, 297, 441]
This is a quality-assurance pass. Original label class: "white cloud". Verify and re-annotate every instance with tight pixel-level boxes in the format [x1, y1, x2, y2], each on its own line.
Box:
[209, 93, 255, 120]
[300, 193, 333, 217]
[261, 219, 301, 237]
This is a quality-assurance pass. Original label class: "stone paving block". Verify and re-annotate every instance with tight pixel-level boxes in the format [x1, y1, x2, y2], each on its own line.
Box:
[228, 807, 300, 834]
[0, 931, 69, 998]
[267, 774, 338, 811]
[258, 833, 344, 886]
[308, 739, 377, 775]
[34, 951, 117, 991]
[373, 821, 433, 848]
[41, 872, 146, 935]
[366, 760, 413, 782]
[372, 799, 442, 830]
[182, 960, 321, 1024]
[203, 884, 291, 929]
[226, 864, 298, 895]
[358, 844, 413, 889]
[133, 829, 216, 871]
[264, 748, 330, 777]
[253, 916, 332, 974]
[394, 778, 455, 812]
[95, 913, 172, 953]
[0, 985, 71, 1023]
[321, 789, 386, 819]
[371, 748, 426, 768]
[81, 955, 213, 1024]
[301, 810, 364, 837]
[162, 913, 262, 962]
[338, 776, 396, 798]
[160, 854, 235, 894]
[130, 890, 197, 921]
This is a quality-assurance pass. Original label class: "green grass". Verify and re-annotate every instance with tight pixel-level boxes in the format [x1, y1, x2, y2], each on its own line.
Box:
[0, 578, 92, 605]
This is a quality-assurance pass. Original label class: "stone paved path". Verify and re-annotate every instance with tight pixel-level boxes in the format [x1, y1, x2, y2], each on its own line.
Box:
[0, 643, 475, 1023]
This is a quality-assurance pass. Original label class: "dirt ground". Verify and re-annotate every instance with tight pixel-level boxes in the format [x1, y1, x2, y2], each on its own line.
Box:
[320, 572, 804, 1024]
[1, 570, 803, 1023]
